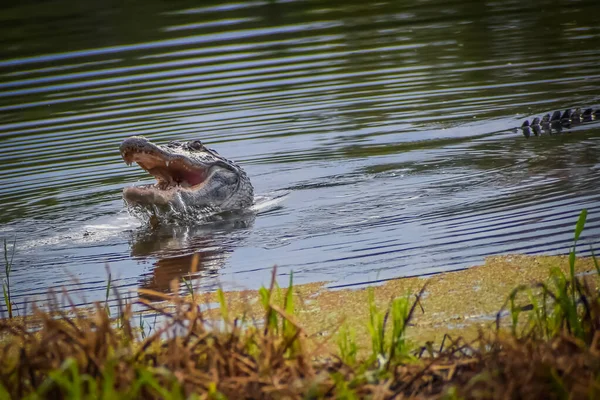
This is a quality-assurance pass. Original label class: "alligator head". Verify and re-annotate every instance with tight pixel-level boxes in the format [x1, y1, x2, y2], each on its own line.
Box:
[120, 136, 253, 213]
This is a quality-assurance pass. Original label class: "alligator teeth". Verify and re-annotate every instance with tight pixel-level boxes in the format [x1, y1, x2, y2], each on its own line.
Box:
[165, 161, 170, 167]
[121, 151, 133, 166]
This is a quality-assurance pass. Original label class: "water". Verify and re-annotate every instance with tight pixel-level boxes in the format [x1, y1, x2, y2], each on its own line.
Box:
[2, 0, 600, 313]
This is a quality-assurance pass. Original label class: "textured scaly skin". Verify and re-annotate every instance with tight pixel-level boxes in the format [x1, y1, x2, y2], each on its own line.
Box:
[520, 107, 600, 137]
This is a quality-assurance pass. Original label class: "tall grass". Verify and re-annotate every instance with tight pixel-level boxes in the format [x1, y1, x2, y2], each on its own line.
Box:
[503, 209, 599, 343]
[365, 286, 425, 369]
[336, 324, 358, 366]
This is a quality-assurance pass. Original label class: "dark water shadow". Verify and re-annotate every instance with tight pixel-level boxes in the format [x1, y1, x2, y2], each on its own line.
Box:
[129, 211, 256, 301]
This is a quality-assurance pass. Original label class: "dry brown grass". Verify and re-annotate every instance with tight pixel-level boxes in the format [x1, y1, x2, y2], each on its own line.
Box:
[2, 274, 600, 400]
[0, 276, 437, 399]
[3, 231, 600, 400]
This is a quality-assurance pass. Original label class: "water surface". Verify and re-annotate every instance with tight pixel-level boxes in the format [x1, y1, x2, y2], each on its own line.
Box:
[1, 0, 600, 312]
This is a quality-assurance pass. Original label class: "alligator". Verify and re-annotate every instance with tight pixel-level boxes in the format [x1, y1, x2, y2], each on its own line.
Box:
[120, 136, 254, 214]
[520, 107, 600, 138]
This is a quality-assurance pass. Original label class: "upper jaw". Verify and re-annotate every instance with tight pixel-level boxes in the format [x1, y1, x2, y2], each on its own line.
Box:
[120, 136, 177, 166]
[120, 136, 213, 168]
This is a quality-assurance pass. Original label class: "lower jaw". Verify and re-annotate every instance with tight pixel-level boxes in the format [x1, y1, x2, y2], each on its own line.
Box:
[123, 186, 177, 206]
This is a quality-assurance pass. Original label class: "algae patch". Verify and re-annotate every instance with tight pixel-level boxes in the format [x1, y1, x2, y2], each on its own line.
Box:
[199, 254, 599, 349]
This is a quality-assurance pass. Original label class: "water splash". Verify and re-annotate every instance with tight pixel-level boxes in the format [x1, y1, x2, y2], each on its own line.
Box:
[125, 190, 289, 226]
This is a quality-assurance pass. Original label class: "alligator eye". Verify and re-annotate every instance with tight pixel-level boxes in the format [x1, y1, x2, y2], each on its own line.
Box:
[188, 140, 204, 150]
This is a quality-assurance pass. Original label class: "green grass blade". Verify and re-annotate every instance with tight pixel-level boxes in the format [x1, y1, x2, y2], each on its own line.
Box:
[104, 272, 112, 317]
[101, 361, 117, 400]
[217, 288, 229, 329]
[3, 239, 8, 276]
[2, 238, 14, 319]
[138, 314, 146, 340]
[183, 275, 194, 301]
[282, 271, 295, 339]
[2, 283, 12, 319]
[569, 209, 587, 305]
[135, 367, 172, 399]
[284, 271, 294, 315]
[259, 286, 278, 333]
[0, 382, 11, 400]
[337, 324, 358, 366]
[4, 238, 16, 276]
[574, 209, 587, 243]
[43, 358, 81, 398]
[568, 249, 576, 284]
[208, 382, 227, 400]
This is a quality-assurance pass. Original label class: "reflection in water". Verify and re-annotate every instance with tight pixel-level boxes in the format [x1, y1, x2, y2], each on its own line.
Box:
[130, 213, 255, 300]
[1, 0, 600, 312]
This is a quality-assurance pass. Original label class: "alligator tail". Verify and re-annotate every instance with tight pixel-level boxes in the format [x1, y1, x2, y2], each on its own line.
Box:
[520, 107, 600, 138]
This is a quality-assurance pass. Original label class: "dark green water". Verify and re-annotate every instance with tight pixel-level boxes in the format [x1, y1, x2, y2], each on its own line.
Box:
[1, 0, 600, 312]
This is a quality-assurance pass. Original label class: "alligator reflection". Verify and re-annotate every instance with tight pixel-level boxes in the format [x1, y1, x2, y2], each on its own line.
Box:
[129, 213, 255, 301]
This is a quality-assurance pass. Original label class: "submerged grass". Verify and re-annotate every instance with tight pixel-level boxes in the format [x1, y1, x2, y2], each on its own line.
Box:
[1, 210, 599, 399]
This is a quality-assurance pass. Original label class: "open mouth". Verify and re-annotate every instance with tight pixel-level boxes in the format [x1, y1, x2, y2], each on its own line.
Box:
[121, 151, 208, 191]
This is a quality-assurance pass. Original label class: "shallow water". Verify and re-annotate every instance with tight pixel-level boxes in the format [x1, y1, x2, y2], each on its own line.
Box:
[1, 0, 600, 313]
